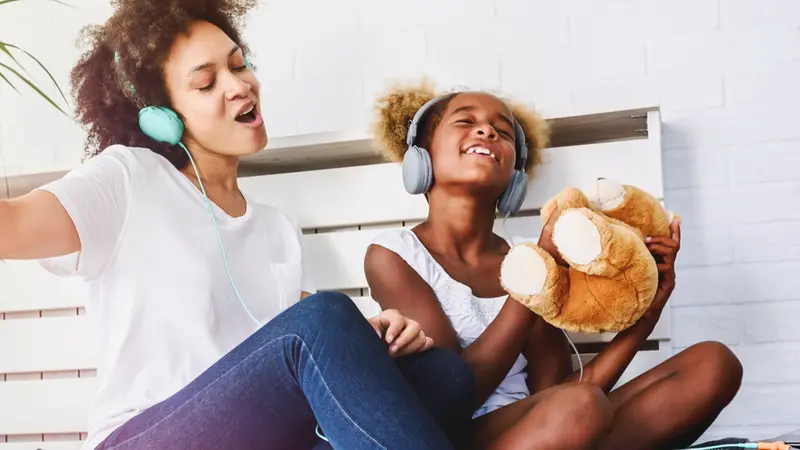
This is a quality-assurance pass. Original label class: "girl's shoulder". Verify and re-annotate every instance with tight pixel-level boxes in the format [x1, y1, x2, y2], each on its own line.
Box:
[370, 228, 438, 284]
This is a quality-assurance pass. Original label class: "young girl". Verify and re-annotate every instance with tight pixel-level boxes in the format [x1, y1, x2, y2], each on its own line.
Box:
[0, 4, 476, 449]
[365, 80, 743, 450]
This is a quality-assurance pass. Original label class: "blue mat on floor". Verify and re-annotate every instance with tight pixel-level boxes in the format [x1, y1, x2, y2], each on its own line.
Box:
[689, 437, 749, 448]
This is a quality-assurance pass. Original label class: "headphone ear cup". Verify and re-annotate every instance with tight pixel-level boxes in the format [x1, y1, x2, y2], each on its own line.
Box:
[138, 106, 184, 146]
[497, 170, 528, 215]
[402, 146, 433, 195]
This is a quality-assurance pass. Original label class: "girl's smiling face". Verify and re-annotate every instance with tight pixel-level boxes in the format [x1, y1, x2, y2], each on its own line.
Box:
[427, 92, 518, 196]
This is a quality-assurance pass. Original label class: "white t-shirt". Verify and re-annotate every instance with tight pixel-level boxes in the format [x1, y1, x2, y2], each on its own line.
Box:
[370, 229, 530, 418]
[37, 144, 315, 450]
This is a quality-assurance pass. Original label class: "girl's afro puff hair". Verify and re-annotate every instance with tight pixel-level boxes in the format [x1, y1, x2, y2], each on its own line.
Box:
[370, 79, 550, 179]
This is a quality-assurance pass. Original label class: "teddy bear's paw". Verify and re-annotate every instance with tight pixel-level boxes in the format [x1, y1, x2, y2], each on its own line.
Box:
[552, 209, 603, 267]
[587, 178, 626, 212]
[500, 244, 562, 318]
[501, 244, 548, 296]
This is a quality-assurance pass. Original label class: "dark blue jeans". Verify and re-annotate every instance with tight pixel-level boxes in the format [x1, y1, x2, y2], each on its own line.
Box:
[96, 292, 476, 449]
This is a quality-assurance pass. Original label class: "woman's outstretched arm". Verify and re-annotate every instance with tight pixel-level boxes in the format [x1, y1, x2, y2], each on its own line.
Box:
[0, 190, 80, 260]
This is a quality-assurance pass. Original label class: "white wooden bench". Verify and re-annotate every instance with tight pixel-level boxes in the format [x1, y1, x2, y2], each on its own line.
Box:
[0, 104, 670, 448]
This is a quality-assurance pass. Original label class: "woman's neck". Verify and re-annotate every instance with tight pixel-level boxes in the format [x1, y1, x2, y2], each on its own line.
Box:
[180, 144, 240, 193]
[421, 192, 499, 263]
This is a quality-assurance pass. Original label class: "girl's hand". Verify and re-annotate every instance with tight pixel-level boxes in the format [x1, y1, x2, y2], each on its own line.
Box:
[537, 208, 568, 266]
[643, 217, 682, 320]
[368, 309, 434, 358]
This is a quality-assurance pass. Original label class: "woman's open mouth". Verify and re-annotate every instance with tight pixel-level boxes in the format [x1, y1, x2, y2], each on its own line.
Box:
[235, 105, 263, 128]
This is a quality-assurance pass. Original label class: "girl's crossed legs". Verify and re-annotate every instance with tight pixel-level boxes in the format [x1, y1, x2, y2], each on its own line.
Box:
[471, 342, 742, 450]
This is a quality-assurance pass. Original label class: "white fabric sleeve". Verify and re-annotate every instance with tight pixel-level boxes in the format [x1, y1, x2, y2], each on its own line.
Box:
[370, 229, 434, 284]
[36, 145, 138, 280]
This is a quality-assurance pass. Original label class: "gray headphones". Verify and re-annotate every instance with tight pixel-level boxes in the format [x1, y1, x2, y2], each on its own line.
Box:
[402, 94, 529, 216]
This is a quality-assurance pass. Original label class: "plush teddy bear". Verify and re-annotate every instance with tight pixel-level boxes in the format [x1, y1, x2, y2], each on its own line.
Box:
[499, 178, 676, 334]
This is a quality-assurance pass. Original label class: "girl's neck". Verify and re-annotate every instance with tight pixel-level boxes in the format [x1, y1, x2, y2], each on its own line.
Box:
[420, 192, 499, 263]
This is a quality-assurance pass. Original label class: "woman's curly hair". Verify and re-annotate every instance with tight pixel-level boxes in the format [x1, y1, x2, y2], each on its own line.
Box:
[371, 79, 550, 179]
[70, 0, 256, 168]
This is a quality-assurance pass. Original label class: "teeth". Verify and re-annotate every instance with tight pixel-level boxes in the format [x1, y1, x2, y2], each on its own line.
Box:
[466, 147, 496, 160]
[238, 105, 254, 117]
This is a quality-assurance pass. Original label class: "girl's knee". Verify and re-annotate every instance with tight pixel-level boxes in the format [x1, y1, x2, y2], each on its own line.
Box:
[555, 384, 613, 434]
[684, 341, 743, 403]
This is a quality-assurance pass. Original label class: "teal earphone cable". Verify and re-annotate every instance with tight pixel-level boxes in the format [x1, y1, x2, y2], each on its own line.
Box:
[681, 444, 757, 450]
[180, 142, 261, 327]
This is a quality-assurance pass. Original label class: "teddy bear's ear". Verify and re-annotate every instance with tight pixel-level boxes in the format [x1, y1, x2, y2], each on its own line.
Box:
[659, 200, 676, 224]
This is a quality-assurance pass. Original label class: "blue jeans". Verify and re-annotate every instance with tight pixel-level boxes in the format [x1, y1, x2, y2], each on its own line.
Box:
[96, 292, 476, 449]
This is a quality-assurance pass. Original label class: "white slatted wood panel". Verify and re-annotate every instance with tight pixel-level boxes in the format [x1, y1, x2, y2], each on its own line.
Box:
[0, 259, 85, 313]
[0, 317, 95, 374]
[0, 443, 82, 450]
[0, 379, 94, 435]
[239, 139, 663, 230]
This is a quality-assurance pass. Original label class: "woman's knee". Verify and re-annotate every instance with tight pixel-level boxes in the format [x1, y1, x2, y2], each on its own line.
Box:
[294, 291, 363, 322]
[283, 291, 373, 339]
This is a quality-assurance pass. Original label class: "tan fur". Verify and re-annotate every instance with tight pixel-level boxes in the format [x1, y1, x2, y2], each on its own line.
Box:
[370, 78, 550, 179]
[501, 179, 673, 334]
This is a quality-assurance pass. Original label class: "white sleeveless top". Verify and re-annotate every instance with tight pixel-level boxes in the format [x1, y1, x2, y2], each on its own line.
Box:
[371, 228, 530, 418]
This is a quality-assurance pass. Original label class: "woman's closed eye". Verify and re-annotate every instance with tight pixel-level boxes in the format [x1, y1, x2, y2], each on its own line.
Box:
[197, 65, 248, 92]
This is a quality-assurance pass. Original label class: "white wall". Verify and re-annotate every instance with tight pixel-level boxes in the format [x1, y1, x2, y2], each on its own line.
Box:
[2, 0, 800, 442]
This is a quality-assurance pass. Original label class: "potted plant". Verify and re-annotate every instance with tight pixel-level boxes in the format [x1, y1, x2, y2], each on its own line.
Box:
[1, 0, 71, 115]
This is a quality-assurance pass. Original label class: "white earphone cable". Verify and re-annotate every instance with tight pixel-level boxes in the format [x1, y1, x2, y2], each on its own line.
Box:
[501, 212, 584, 383]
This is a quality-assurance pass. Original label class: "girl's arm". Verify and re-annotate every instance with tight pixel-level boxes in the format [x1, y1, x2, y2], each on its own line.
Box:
[365, 244, 537, 409]
[526, 220, 682, 393]
[0, 190, 81, 260]
[524, 311, 660, 393]
[523, 317, 572, 393]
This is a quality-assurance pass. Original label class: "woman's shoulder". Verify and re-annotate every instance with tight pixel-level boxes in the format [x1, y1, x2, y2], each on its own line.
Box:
[78, 144, 171, 176]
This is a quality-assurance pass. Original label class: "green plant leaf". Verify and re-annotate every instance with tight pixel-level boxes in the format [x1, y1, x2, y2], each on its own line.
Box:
[0, 71, 19, 93]
[0, 41, 34, 80]
[0, 0, 72, 7]
[0, 62, 69, 116]
[0, 42, 69, 106]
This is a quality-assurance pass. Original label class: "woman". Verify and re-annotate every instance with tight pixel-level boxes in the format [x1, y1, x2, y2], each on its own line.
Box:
[365, 81, 743, 450]
[1, 2, 475, 449]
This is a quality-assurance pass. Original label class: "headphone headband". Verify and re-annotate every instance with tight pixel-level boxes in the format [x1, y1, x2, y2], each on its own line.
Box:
[406, 93, 528, 172]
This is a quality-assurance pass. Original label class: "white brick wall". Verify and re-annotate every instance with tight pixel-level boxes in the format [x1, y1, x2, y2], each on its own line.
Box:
[3, 0, 800, 443]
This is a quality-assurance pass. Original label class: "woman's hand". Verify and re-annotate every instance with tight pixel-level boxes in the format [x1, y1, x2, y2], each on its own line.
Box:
[368, 309, 434, 358]
[642, 216, 682, 321]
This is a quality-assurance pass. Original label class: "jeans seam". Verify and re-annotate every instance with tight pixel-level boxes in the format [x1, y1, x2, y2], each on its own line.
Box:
[299, 339, 386, 450]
